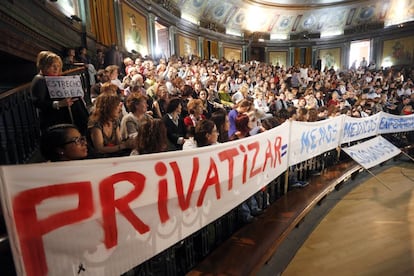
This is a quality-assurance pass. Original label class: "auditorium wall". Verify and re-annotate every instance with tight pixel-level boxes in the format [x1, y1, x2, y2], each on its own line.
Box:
[382, 36, 414, 67]
[1, 0, 414, 89]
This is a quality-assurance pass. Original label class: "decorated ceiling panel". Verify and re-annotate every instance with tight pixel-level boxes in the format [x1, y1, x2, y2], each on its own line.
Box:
[170, 0, 414, 38]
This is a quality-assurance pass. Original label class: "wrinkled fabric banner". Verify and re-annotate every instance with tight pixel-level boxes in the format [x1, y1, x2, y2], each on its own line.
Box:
[342, 135, 401, 169]
[0, 122, 290, 276]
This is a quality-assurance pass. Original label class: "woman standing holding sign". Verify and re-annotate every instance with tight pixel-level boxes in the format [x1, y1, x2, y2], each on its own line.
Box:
[31, 50, 89, 134]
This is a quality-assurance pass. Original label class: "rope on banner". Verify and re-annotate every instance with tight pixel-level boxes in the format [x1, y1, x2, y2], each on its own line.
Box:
[363, 168, 392, 191]
[400, 146, 414, 162]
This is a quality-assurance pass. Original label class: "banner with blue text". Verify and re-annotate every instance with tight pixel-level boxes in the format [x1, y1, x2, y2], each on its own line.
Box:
[289, 116, 343, 165]
[342, 136, 401, 169]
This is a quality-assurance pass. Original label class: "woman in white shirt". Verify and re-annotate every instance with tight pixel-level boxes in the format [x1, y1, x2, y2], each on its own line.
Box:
[183, 119, 220, 150]
[120, 93, 152, 140]
[253, 87, 272, 120]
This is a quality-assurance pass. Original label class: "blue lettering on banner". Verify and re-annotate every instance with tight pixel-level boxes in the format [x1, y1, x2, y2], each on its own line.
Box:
[281, 144, 288, 157]
[347, 141, 395, 165]
[300, 123, 338, 153]
[343, 119, 377, 139]
[379, 117, 414, 131]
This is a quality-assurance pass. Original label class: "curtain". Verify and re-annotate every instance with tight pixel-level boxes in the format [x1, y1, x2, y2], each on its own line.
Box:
[89, 0, 117, 46]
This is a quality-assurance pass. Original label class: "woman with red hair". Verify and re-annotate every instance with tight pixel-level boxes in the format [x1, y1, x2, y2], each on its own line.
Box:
[183, 98, 206, 134]
[229, 113, 250, 140]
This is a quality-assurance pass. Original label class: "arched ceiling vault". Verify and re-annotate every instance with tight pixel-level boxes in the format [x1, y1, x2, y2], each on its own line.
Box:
[165, 0, 414, 39]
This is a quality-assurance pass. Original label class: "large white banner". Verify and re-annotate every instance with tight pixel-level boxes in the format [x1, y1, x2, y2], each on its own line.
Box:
[289, 116, 343, 166]
[342, 136, 401, 169]
[2, 112, 414, 276]
[340, 112, 381, 144]
[0, 122, 290, 276]
[377, 112, 414, 134]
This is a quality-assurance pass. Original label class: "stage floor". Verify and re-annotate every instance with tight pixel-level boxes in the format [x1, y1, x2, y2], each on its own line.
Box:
[283, 160, 414, 275]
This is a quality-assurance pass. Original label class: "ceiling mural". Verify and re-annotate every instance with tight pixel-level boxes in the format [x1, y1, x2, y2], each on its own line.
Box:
[170, 0, 414, 39]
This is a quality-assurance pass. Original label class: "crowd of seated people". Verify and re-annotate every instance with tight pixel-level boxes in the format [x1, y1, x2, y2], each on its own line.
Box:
[33, 50, 414, 215]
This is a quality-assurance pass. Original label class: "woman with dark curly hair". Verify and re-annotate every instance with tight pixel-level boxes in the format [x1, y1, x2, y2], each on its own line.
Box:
[131, 119, 168, 155]
[88, 93, 135, 157]
[163, 97, 186, 151]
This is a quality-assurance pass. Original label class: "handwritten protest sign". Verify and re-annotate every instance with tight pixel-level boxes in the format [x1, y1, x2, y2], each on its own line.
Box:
[377, 112, 414, 134]
[289, 115, 343, 166]
[342, 135, 401, 169]
[341, 112, 380, 143]
[45, 75, 84, 99]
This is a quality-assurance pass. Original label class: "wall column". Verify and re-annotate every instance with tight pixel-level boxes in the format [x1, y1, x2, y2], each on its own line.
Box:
[370, 37, 380, 67]
[242, 45, 248, 62]
[114, 0, 123, 48]
[288, 47, 295, 67]
[343, 42, 350, 69]
[147, 13, 156, 57]
[312, 47, 318, 68]
[169, 26, 176, 56]
[218, 41, 223, 59]
[198, 36, 204, 58]
[78, 0, 88, 47]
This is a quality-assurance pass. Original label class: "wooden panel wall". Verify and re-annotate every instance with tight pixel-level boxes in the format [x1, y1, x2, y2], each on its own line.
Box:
[294, 47, 312, 66]
[203, 40, 219, 60]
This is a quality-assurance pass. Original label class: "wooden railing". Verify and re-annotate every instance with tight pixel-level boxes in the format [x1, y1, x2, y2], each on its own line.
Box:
[0, 66, 90, 276]
[0, 66, 90, 165]
[0, 82, 38, 165]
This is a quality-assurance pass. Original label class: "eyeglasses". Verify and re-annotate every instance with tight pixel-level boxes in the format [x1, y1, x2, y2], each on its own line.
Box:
[62, 136, 87, 146]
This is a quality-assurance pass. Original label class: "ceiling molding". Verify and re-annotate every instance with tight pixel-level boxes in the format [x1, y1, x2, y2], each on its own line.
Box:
[245, 0, 367, 9]
[162, 0, 412, 40]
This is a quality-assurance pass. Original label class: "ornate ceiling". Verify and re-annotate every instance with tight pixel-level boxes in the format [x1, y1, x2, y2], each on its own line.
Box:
[171, 0, 414, 39]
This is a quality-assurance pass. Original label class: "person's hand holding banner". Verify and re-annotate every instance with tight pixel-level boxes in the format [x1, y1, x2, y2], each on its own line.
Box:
[55, 97, 79, 108]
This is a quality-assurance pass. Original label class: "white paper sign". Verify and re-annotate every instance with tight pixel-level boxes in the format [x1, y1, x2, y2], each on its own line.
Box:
[342, 136, 401, 169]
[45, 75, 84, 99]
